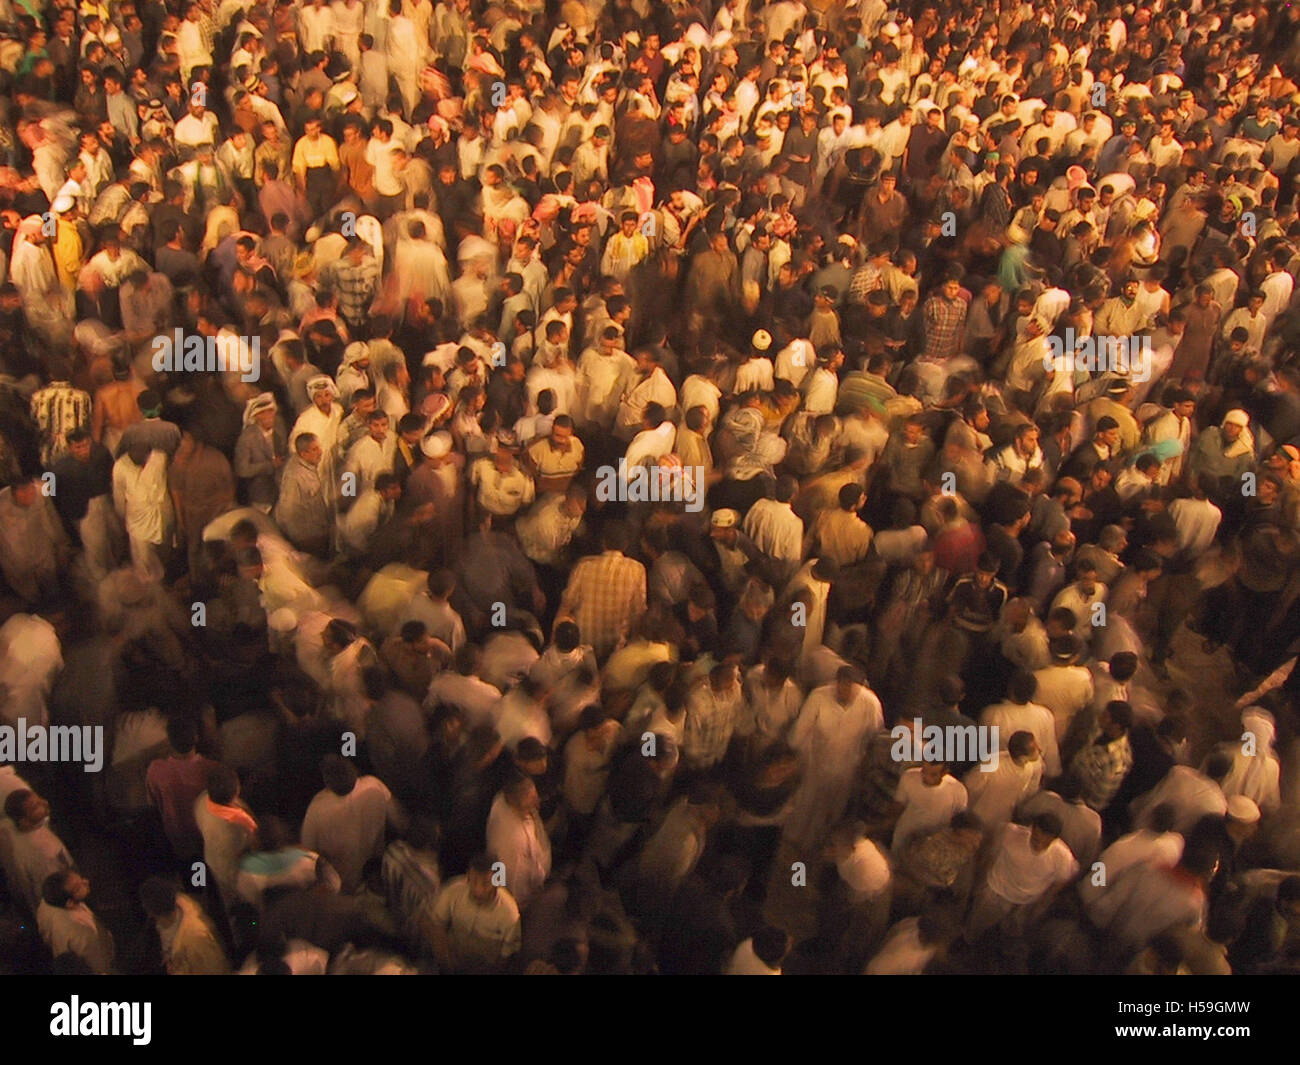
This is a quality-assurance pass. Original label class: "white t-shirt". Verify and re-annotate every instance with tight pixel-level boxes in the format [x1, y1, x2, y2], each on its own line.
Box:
[986, 823, 1079, 904]
[892, 769, 968, 851]
[366, 137, 402, 197]
[837, 837, 891, 901]
[300, 776, 394, 892]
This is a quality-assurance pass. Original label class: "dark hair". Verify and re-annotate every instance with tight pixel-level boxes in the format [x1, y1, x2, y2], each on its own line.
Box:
[554, 620, 580, 652]
[1009, 670, 1037, 703]
[207, 764, 240, 805]
[139, 876, 179, 917]
[1008, 730, 1036, 759]
[751, 925, 791, 967]
[320, 753, 358, 796]
[167, 715, 198, 754]
[1104, 700, 1133, 732]
[1032, 812, 1063, 838]
[4, 789, 31, 824]
[41, 870, 75, 907]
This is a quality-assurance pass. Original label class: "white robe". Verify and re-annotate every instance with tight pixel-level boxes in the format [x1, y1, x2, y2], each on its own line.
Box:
[785, 684, 883, 844]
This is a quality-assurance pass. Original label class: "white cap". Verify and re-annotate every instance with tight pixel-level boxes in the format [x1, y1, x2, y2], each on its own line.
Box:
[421, 431, 453, 458]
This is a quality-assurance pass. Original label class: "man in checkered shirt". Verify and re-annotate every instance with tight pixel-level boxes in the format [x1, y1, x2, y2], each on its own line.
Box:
[556, 520, 647, 659]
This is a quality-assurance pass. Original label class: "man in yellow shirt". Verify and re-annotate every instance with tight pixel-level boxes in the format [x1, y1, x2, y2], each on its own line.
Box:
[291, 117, 341, 221]
[52, 196, 83, 296]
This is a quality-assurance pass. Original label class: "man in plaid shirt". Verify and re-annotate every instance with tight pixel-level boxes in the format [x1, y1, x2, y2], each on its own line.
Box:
[921, 271, 969, 360]
[1070, 700, 1135, 812]
[556, 521, 647, 659]
[323, 238, 380, 335]
[681, 663, 744, 773]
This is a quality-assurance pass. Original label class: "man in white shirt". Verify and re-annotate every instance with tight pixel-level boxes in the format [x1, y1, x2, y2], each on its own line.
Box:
[966, 813, 1079, 939]
[367, 119, 405, 218]
[2, 788, 73, 914]
[337, 473, 400, 555]
[174, 93, 219, 146]
[891, 761, 968, 854]
[1078, 803, 1184, 909]
[113, 445, 173, 583]
[425, 646, 501, 728]
[301, 754, 405, 893]
[1168, 477, 1222, 558]
[485, 774, 551, 909]
[576, 326, 635, 431]
[865, 914, 952, 974]
[1132, 755, 1231, 834]
[37, 869, 115, 973]
[1261, 247, 1295, 333]
[400, 569, 466, 650]
[429, 853, 522, 974]
[342, 410, 395, 498]
[742, 475, 804, 586]
[1033, 635, 1095, 743]
[981, 671, 1062, 776]
[786, 669, 883, 846]
[822, 820, 892, 970]
[964, 731, 1042, 830]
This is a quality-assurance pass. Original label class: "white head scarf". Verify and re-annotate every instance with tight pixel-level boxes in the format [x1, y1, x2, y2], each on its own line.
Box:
[243, 392, 277, 427]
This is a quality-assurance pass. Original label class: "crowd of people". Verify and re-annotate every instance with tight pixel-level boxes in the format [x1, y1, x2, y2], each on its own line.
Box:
[1, 0, 1300, 976]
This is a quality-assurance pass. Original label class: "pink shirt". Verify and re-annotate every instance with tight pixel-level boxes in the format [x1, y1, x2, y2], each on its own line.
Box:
[146, 752, 219, 857]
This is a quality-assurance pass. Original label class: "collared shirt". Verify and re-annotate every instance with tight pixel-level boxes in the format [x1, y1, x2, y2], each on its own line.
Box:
[470, 457, 535, 516]
[526, 435, 585, 478]
[324, 256, 379, 325]
[515, 495, 582, 566]
[922, 292, 968, 360]
[430, 876, 521, 973]
[30, 382, 91, 466]
[291, 133, 340, 179]
[986, 823, 1079, 904]
[682, 681, 743, 770]
[806, 508, 872, 566]
[743, 498, 803, 563]
[558, 550, 647, 655]
[1072, 731, 1134, 811]
[485, 793, 551, 908]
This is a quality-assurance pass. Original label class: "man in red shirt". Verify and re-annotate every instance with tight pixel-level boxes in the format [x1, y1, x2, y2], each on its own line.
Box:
[145, 717, 218, 861]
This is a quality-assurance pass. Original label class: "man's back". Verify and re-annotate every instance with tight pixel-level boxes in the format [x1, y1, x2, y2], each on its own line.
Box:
[146, 752, 219, 858]
[301, 777, 393, 892]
